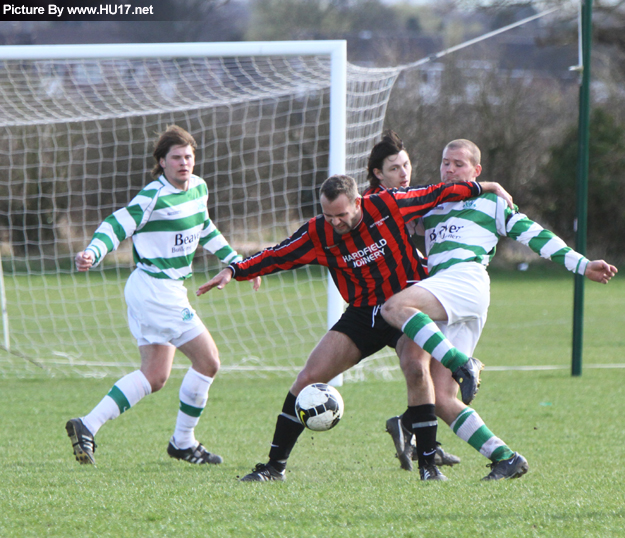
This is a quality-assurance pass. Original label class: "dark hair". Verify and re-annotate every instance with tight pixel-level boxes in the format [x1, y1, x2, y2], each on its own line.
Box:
[151, 125, 197, 178]
[366, 130, 406, 189]
[319, 174, 359, 203]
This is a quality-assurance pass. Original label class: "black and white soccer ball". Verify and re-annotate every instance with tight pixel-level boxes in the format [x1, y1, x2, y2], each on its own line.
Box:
[295, 383, 344, 431]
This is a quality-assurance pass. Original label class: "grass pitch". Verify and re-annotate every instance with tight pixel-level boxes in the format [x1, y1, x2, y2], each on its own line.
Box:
[0, 268, 624, 537]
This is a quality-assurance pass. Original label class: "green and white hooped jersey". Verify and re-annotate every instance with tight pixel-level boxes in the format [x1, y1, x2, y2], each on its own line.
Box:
[422, 192, 589, 277]
[85, 174, 241, 280]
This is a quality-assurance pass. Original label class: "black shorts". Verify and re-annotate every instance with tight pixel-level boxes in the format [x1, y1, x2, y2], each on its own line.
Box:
[330, 304, 403, 360]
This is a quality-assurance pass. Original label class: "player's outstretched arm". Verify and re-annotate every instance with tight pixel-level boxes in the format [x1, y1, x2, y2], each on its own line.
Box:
[75, 251, 94, 272]
[585, 260, 618, 284]
[479, 181, 514, 209]
[197, 268, 234, 295]
[197, 269, 262, 296]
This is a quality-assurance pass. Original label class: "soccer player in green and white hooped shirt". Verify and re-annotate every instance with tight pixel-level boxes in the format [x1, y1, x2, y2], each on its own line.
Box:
[66, 125, 260, 466]
[381, 138, 617, 480]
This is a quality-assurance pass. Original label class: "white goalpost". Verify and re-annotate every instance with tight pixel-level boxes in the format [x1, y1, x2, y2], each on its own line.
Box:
[0, 41, 401, 379]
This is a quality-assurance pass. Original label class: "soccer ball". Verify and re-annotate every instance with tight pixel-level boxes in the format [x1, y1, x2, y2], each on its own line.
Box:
[295, 383, 344, 431]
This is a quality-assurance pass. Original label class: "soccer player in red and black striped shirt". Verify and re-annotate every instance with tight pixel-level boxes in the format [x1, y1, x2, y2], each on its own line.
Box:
[363, 129, 427, 276]
[363, 130, 412, 196]
[198, 174, 512, 482]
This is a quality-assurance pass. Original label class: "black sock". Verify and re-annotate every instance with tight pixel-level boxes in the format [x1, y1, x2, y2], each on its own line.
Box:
[403, 404, 437, 468]
[268, 391, 305, 472]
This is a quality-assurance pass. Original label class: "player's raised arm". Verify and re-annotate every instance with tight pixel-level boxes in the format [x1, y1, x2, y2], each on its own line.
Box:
[479, 181, 514, 209]
[392, 180, 481, 223]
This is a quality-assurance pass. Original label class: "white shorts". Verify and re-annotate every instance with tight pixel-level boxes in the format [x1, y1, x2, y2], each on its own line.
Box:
[415, 262, 490, 355]
[124, 269, 206, 347]
[433, 319, 483, 357]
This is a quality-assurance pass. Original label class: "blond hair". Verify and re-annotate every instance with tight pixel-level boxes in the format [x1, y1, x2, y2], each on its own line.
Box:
[444, 139, 481, 166]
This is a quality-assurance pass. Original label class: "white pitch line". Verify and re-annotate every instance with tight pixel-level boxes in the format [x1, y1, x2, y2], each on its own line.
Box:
[485, 364, 625, 372]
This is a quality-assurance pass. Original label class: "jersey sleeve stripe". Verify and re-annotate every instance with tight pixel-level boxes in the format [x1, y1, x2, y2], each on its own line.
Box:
[219, 249, 241, 265]
[200, 222, 219, 239]
[211, 244, 238, 262]
[506, 212, 588, 274]
[394, 181, 481, 221]
[123, 204, 146, 229]
[86, 241, 106, 264]
[91, 232, 116, 255]
[202, 235, 230, 254]
[535, 235, 570, 260]
[85, 244, 101, 260]
[505, 212, 532, 234]
[99, 212, 130, 244]
[231, 222, 317, 279]
[571, 254, 589, 275]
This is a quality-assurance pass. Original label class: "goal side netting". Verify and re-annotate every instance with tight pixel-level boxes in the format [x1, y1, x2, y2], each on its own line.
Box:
[0, 42, 401, 379]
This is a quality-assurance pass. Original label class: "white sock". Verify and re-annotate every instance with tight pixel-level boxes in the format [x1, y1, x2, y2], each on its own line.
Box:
[82, 370, 151, 436]
[173, 367, 213, 449]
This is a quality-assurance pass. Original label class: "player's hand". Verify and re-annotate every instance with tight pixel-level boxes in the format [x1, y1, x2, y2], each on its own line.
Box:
[585, 260, 617, 284]
[479, 181, 514, 209]
[75, 251, 94, 272]
[251, 276, 262, 291]
[197, 268, 233, 295]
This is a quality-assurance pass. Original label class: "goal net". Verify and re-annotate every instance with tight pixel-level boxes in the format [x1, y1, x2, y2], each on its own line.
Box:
[0, 42, 402, 379]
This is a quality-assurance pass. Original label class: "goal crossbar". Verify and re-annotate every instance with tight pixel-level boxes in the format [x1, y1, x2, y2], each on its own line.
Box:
[0, 41, 347, 60]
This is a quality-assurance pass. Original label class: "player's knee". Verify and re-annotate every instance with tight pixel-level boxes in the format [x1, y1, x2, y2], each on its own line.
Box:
[149, 374, 169, 393]
[294, 371, 312, 390]
[380, 298, 393, 319]
[293, 369, 318, 394]
[401, 358, 427, 385]
[380, 297, 402, 325]
[205, 357, 220, 377]
[194, 357, 220, 379]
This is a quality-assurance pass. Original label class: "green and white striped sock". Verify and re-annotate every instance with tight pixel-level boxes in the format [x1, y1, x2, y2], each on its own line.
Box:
[173, 367, 213, 449]
[450, 407, 514, 462]
[82, 370, 152, 436]
[402, 311, 469, 372]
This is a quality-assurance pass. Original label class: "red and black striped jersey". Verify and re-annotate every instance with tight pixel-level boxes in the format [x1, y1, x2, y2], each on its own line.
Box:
[362, 183, 429, 270]
[362, 184, 382, 197]
[230, 180, 482, 306]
